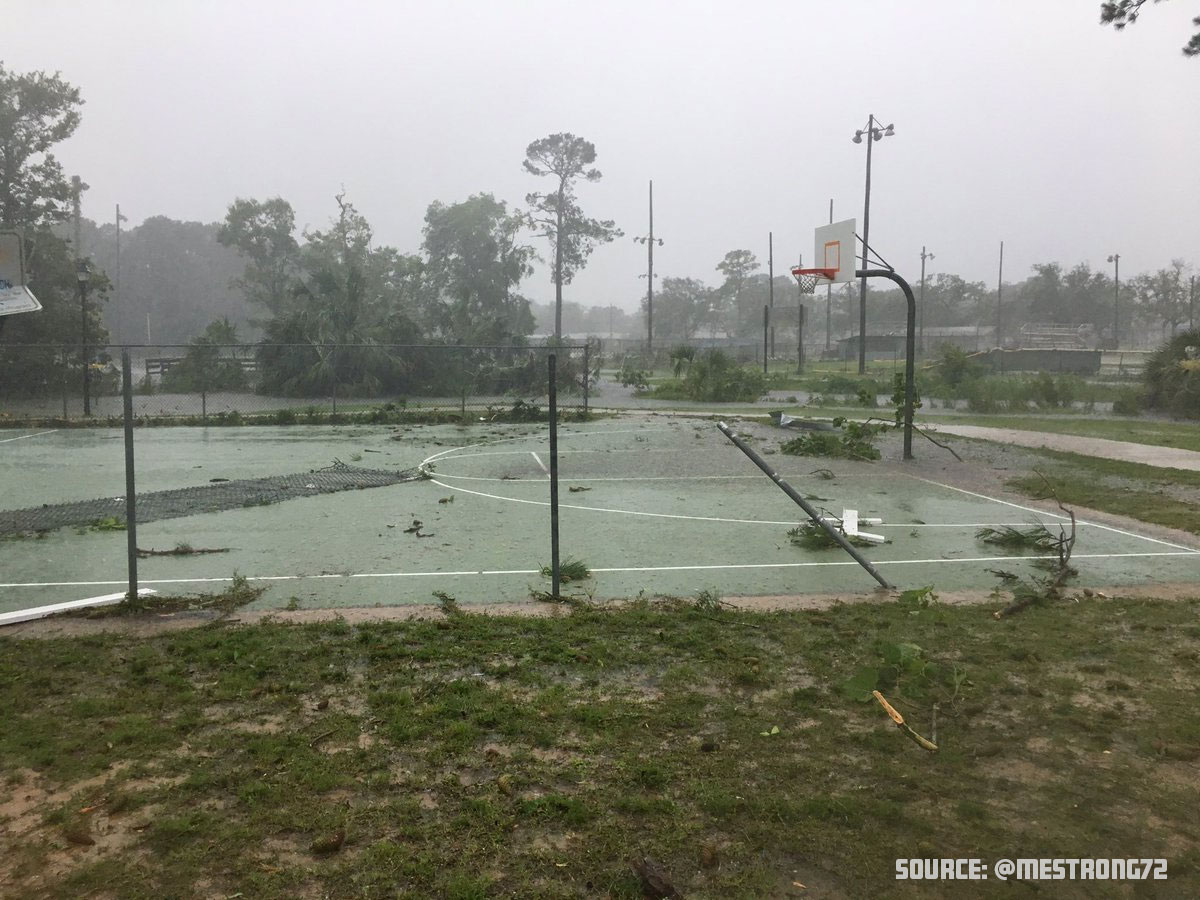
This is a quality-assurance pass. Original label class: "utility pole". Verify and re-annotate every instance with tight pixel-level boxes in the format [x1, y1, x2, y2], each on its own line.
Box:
[919, 246, 934, 354]
[995, 240, 1004, 347]
[825, 198, 833, 353]
[768, 232, 774, 361]
[1107, 253, 1121, 348]
[853, 116, 895, 374]
[72, 176, 90, 416]
[633, 181, 663, 354]
[796, 253, 804, 374]
[115, 205, 122, 318]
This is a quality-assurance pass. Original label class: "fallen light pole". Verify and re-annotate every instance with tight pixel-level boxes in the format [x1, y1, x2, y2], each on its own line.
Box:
[716, 421, 893, 589]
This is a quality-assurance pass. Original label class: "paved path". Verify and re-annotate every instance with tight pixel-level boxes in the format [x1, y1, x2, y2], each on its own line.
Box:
[928, 424, 1200, 472]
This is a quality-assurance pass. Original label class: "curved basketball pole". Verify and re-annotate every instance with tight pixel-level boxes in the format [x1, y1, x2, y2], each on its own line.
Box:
[856, 268, 915, 461]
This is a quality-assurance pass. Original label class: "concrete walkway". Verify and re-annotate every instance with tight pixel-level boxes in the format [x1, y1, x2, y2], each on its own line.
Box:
[928, 424, 1200, 472]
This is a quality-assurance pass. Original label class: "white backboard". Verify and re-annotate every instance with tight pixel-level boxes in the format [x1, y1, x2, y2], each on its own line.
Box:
[813, 218, 857, 284]
[0, 285, 42, 317]
[0, 231, 41, 317]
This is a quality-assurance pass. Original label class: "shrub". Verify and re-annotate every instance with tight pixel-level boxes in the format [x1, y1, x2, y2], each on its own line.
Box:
[1142, 330, 1200, 418]
[935, 344, 982, 388]
[668, 344, 696, 377]
[679, 349, 766, 402]
[1111, 388, 1142, 417]
[618, 361, 651, 393]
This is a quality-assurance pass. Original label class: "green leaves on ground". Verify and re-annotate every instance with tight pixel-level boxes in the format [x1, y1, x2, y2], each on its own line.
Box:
[780, 418, 882, 460]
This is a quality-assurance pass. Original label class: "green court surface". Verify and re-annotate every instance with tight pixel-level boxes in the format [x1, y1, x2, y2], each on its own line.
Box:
[2, 417, 1198, 617]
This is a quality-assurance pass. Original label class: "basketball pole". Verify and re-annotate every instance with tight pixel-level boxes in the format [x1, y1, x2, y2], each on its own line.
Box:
[858, 268, 916, 461]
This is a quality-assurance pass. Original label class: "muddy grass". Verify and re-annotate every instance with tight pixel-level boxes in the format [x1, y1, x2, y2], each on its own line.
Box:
[2, 594, 1200, 898]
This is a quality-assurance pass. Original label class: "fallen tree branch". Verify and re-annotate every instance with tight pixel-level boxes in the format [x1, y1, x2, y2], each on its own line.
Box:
[136, 545, 230, 558]
[872, 690, 938, 752]
[993, 470, 1076, 620]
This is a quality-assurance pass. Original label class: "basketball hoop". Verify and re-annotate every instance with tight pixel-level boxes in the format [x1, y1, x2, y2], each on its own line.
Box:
[791, 267, 837, 295]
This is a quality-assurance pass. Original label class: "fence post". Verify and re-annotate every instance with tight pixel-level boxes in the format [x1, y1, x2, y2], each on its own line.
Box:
[61, 346, 69, 419]
[548, 353, 560, 598]
[762, 305, 769, 374]
[582, 343, 590, 414]
[330, 346, 338, 416]
[122, 351, 139, 603]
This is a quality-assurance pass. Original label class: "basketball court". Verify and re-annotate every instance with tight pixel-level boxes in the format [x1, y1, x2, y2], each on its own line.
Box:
[2, 416, 1197, 620]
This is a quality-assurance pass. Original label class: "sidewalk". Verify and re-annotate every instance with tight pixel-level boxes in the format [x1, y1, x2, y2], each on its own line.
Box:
[927, 424, 1200, 472]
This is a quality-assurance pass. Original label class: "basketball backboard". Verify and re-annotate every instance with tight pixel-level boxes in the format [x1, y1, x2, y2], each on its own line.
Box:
[813, 218, 857, 284]
[0, 230, 42, 317]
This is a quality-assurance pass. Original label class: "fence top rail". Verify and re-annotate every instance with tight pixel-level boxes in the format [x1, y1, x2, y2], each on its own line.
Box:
[2, 342, 590, 351]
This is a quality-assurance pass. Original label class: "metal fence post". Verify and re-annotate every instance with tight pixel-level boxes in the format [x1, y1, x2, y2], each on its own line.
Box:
[61, 346, 69, 419]
[582, 343, 589, 413]
[548, 353, 560, 598]
[122, 351, 139, 602]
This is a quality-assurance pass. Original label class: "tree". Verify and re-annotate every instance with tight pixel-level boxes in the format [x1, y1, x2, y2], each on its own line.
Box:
[0, 64, 83, 230]
[422, 194, 536, 343]
[161, 318, 248, 393]
[0, 64, 109, 390]
[1021, 262, 1112, 330]
[523, 133, 622, 339]
[217, 197, 300, 315]
[715, 250, 760, 336]
[1101, 1, 1200, 57]
[1133, 260, 1192, 335]
[82, 215, 248, 344]
[650, 277, 714, 342]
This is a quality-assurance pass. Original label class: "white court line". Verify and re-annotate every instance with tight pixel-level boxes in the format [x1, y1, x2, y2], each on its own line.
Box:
[0, 429, 59, 444]
[530, 451, 550, 477]
[905, 473, 1200, 553]
[3, 550, 1195, 591]
[429, 476, 1187, 534]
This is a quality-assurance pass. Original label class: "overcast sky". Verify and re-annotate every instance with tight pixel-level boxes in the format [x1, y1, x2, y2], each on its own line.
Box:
[8, 1, 1199, 312]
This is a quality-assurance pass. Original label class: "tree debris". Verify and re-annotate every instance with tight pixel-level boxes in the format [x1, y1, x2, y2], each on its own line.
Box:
[872, 690, 938, 753]
[136, 544, 230, 557]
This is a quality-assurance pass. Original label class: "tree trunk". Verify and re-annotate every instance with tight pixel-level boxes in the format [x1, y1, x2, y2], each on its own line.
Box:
[554, 197, 564, 341]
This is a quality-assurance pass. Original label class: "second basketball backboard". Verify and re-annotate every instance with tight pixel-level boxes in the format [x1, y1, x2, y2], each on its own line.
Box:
[813, 218, 857, 284]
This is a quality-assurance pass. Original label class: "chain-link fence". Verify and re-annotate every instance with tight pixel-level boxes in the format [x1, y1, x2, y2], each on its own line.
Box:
[0, 342, 591, 424]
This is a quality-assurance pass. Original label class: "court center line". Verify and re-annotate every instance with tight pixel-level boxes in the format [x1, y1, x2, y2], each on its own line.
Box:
[3, 550, 1194, 591]
[427, 476, 1166, 532]
[905, 473, 1199, 553]
[0, 429, 59, 444]
[530, 451, 550, 477]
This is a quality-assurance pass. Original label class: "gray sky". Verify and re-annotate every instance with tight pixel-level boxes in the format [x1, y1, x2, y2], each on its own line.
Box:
[9, 1, 1200, 312]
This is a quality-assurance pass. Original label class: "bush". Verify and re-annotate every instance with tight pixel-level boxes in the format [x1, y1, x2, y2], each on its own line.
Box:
[1111, 388, 1142, 417]
[935, 344, 981, 388]
[618, 361, 651, 393]
[678, 349, 766, 402]
[1142, 330, 1200, 418]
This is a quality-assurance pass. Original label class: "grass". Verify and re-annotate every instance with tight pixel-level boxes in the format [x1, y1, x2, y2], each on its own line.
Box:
[2, 595, 1199, 897]
[1003, 448, 1200, 535]
[539, 557, 591, 583]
